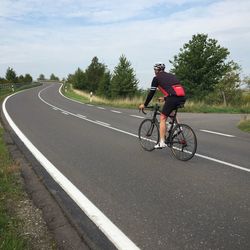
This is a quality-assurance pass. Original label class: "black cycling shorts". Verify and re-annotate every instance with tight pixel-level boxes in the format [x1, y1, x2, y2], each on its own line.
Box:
[162, 96, 186, 117]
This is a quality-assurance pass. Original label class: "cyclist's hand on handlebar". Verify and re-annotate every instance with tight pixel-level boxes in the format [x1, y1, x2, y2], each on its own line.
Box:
[139, 104, 146, 114]
[139, 103, 145, 111]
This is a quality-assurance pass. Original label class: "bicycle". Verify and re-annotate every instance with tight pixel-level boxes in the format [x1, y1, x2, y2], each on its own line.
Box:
[138, 102, 197, 161]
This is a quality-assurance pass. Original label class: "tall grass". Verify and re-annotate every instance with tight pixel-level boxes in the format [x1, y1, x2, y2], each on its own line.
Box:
[65, 85, 144, 109]
[63, 85, 250, 113]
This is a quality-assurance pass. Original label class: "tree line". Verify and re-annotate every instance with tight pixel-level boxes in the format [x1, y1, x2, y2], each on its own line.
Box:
[67, 55, 139, 99]
[0, 67, 33, 84]
[66, 33, 249, 105]
[1, 33, 250, 105]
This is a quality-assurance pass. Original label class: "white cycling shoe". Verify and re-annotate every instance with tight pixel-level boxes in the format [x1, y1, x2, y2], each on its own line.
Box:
[154, 142, 167, 149]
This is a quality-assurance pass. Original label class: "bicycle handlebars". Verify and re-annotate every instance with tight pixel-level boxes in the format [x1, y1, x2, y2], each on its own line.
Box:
[139, 103, 161, 115]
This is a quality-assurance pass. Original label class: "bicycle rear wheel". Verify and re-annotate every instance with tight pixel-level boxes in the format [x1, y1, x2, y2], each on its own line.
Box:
[170, 124, 197, 161]
[138, 119, 159, 151]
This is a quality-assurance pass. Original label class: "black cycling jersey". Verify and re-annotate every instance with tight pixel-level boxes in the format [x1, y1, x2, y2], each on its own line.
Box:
[144, 71, 185, 107]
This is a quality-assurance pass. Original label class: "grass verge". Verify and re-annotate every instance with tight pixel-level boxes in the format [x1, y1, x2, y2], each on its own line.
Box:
[0, 127, 28, 249]
[0, 82, 55, 249]
[62, 84, 250, 113]
[238, 118, 250, 133]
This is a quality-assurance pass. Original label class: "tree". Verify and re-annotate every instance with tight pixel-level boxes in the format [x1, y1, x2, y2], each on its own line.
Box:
[85, 56, 106, 92]
[0, 77, 8, 84]
[50, 73, 59, 81]
[170, 33, 233, 100]
[24, 74, 33, 83]
[97, 71, 111, 98]
[71, 68, 86, 89]
[111, 55, 139, 98]
[243, 76, 250, 90]
[5, 67, 18, 83]
[18, 75, 25, 83]
[215, 62, 241, 106]
[38, 74, 45, 80]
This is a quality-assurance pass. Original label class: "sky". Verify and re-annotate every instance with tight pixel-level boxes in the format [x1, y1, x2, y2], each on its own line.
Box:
[0, 0, 250, 89]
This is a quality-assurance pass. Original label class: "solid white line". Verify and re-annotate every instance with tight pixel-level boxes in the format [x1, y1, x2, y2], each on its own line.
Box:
[3, 90, 140, 250]
[111, 110, 122, 114]
[87, 104, 93, 107]
[53, 107, 58, 110]
[195, 153, 250, 172]
[130, 115, 144, 119]
[62, 111, 69, 115]
[200, 129, 235, 138]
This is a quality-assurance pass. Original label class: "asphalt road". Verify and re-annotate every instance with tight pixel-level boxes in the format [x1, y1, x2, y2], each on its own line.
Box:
[3, 83, 250, 249]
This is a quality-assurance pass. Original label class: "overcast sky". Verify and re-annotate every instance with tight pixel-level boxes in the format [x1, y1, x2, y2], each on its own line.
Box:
[0, 0, 249, 88]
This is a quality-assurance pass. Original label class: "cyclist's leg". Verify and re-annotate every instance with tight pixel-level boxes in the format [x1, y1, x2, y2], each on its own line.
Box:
[159, 113, 167, 143]
[162, 97, 180, 142]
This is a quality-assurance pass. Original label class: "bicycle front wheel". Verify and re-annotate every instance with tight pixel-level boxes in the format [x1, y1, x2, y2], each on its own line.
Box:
[170, 124, 197, 161]
[138, 119, 159, 151]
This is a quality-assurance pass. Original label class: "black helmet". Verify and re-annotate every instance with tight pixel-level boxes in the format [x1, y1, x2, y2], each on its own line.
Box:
[154, 63, 165, 71]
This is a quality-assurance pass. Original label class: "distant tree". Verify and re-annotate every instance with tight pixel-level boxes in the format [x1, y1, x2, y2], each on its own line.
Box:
[243, 76, 250, 90]
[24, 73, 33, 83]
[97, 70, 111, 98]
[111, 55, 139, 98]
[85, 56, 106, 92]
[38, 74, 45, 80]
[71, 68, 86, 89]
[170, 33, 234, 100]
[0, 77, 8, 84]
[5, 67, 18, 83]
[215, 62, 241, 106]
[50, 73, 59, 81]
[18, 75, 25, 83]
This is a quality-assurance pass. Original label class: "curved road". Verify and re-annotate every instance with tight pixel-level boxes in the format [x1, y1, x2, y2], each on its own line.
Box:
[3, 83, 250, 249]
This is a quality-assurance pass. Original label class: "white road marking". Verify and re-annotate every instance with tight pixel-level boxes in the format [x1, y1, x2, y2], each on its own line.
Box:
[4, 85, 250, 249]
[43, 86, 250, 173]
[53, 107, 58, 110]
[76, 114, 86, 118]
[130, 115, 144, 119]
[98, 106, 106, 110]
[87, 104, 93, 107]
[200, 129, 235, 138]
[95, 120, 111, 126]
[195, 153, 250, 172]
[111, 110, 122, 114]
[62, 111, 69, 115]
[3, 88, 140, 250]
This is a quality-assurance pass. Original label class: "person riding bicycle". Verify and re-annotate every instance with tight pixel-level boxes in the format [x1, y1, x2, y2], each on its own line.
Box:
[139, 63, 186, 149]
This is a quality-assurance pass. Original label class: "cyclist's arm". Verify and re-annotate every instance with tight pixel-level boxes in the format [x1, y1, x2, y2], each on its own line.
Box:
[144, 77, 158, 107]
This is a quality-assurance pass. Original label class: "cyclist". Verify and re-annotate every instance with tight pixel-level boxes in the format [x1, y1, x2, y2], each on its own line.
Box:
[139, 63, 186, 149]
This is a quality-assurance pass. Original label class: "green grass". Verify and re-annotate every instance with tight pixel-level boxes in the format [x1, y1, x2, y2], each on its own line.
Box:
[0, 83, 42, 249]
[0, 128, 27, 249]
[0, 82, 42, 102]
[238, 119, 250, 133]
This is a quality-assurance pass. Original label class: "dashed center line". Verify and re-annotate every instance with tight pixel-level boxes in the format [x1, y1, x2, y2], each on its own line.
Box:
[95, 120, 111, 126]
[76, 114, 86, 118]
[130, 115, 144, 119]
[200, 129, 235, 138]
[111, 110, 122, 114]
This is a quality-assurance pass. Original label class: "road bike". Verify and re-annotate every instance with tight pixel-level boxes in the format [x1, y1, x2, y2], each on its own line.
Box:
[138, 102, 197, 161]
